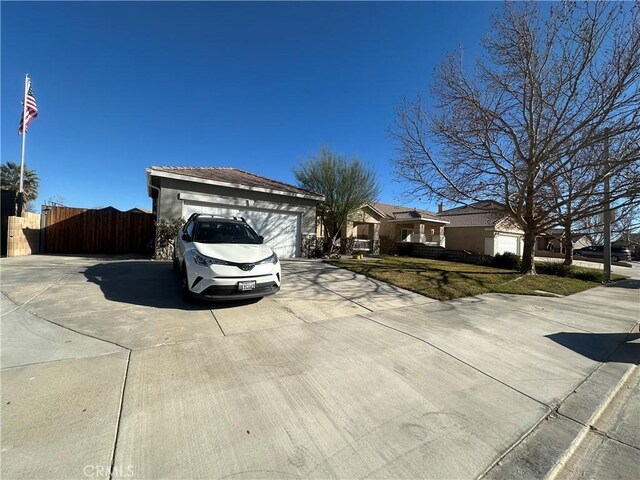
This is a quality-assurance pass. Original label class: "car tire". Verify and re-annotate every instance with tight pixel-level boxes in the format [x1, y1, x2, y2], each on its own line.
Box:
[612, 255, 619, 262]
[181, 265, 192, 301]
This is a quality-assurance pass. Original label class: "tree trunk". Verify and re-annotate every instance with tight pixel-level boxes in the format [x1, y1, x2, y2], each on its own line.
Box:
[327, 232, 340, 256]
[521, 228, 537, 275]
[562, 223, 574, 265]
[521, 186, 537, 275]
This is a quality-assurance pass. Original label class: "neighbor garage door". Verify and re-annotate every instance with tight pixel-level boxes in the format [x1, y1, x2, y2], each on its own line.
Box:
[496, 234, 519, 255]
[183, 202, 299, 258]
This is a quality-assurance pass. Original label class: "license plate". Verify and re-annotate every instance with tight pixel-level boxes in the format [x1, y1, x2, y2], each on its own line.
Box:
[238, 281, 256, 292]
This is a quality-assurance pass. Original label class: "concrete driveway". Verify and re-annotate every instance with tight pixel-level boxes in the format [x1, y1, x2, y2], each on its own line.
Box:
[1, 256, 638, 479]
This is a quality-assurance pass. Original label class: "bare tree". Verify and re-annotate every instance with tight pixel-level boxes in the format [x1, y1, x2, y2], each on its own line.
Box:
[294, 146, 379, 254]
[546, 139, 639, 264]
[390, 1, 640, 274]
[578, 204, 640, 246]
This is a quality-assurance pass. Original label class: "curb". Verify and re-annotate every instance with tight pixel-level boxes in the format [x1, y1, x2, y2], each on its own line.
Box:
[546, 363, 637, 480]
[482, 325, 639, 479]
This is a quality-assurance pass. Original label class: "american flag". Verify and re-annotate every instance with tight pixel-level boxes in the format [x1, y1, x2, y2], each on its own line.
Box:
[18, 79, 38, 135]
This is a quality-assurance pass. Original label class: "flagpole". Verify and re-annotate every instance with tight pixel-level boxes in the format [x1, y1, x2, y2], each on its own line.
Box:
[17, 74, 29, 216]
[19, 74, 30, 191]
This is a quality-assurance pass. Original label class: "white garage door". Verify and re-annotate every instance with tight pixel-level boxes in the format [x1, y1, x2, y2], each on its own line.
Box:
[183, 202, 299, 258]
[496, 234, 519, 255]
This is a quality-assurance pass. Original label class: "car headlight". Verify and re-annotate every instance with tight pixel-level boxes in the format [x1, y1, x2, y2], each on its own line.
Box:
[192, 251, 230, 266]
[257, 252, 278, 265]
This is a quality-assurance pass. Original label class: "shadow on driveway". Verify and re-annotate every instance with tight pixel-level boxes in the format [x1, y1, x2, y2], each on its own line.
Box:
[546, 332, 639, 364]
[84, 261, 262, 311]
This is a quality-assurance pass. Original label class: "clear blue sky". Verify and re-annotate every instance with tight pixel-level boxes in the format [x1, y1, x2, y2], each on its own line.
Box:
[1, 1, 500, 211]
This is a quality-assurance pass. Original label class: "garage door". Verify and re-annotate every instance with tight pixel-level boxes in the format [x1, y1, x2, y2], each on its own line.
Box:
[496, 235, 519, 255]
[183, 202, 299, 258]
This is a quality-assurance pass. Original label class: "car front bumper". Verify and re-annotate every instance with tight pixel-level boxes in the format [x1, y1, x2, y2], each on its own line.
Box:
[184, 258, 282, 300]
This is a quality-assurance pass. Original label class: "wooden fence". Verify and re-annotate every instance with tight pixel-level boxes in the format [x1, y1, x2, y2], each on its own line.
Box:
[43, 206, 155, 254]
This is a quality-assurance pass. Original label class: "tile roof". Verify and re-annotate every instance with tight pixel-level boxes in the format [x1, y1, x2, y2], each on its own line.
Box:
[439, 201, 505, 227]
[148, 166, 323, 200]
[371, 202, 443, 222]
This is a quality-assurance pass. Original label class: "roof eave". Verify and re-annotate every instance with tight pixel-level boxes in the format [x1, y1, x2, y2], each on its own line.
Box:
[147, 168, 325, 201]
[388, 217, 449, 225]
[363, 203, 387, 218]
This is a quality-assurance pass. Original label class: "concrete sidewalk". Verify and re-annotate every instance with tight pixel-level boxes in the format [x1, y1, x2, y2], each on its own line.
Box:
[1, 256, 638, 479]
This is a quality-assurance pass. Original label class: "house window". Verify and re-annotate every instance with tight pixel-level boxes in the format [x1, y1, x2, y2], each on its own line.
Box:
[400, 228, 413, 241]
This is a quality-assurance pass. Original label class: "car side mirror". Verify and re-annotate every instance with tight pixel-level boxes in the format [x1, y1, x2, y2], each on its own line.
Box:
[182, 233, 191, 242]
[258, 235, 264, 243]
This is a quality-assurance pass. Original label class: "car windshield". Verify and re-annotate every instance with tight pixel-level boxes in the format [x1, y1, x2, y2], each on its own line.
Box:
[193, 221, 262, 244]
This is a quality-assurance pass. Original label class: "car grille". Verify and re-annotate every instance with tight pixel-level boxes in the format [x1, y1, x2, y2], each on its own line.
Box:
[201, 282, 279, 297]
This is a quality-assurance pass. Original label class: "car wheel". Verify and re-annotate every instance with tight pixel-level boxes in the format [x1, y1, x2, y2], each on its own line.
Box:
[612, 255, 619, 262]
[181, 265, 192, 301]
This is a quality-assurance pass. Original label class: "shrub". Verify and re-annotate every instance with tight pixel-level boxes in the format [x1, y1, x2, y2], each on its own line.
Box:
[478, 256, 494, 267]
[154, 217, 185, 260]
[572, 268, 606, 282]
[536, 262, 573, 277]
[535, 263, 608, 282]
[156, 217, 185, 246]
[492, 252, 522, 270]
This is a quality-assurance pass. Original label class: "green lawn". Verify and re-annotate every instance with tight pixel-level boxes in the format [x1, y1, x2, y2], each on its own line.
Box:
[327, 256, 621, 301]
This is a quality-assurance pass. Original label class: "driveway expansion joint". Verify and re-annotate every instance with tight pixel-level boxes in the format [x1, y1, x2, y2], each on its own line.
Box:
[210, 310, 226, 336]
[1, 272, 72, 317]
[108, 351, 131, 480]
[20, 307, 130, 351]
[0, 351, 128, 372]
[286, 269, 375, 313]
[359, 314, 549, 407]
[358, 313, 640, 480]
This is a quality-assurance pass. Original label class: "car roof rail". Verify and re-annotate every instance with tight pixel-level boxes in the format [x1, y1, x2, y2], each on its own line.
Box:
[190, 214, 246, 223]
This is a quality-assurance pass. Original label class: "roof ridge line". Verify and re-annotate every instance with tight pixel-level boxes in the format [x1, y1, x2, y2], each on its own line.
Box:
[150, 166, 234, 170]
[232, 168, 319, 196]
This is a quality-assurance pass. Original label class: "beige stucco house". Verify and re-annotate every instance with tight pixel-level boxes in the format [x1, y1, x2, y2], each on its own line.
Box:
[440, 201, 525, 256]
[335, 202, 449, 254]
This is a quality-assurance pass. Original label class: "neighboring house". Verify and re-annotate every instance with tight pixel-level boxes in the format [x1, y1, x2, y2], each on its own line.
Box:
[146, 166, 324, 258]
[126, 207, 152, 214]
[337, 203, 386, 254]
[536, 229, 592, 253]
[374, 202, 448, 248]
[439, 201, 524, 256]
[335, 202, 449, 254]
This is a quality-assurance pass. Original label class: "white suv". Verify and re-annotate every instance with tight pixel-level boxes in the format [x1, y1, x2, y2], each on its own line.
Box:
[173, 214, 281, 300]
